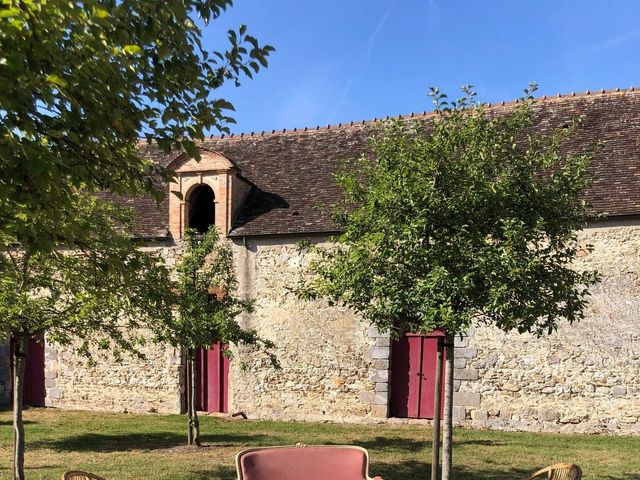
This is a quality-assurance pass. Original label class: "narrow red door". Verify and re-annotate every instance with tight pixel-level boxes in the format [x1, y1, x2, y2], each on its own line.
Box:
[195, 342, 229, 413]
[417, 335, 442, 418]
[390, 333, 444, 419]
[10, 337, 46, 407]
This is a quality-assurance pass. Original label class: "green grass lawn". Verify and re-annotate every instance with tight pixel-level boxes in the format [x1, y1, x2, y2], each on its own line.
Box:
[1, 408, 639, 480]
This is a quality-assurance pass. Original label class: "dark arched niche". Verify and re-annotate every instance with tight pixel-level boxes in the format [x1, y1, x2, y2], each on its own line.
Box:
[188, 184, 215, 234]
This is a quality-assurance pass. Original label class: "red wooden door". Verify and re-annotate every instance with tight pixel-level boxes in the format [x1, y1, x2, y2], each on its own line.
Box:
[10, 337, 46, 407]
[195, 342, 229, 413]
[390, 333, 444, 419]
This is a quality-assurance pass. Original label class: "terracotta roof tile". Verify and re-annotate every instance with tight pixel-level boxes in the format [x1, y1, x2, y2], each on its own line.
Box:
[126, 89, 640, 238]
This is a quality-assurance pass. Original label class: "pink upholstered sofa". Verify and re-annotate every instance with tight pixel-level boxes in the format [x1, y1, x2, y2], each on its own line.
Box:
[235, 444, 383, 480]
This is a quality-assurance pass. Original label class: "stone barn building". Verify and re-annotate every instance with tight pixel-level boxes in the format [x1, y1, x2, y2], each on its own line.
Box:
[2, 89, 640, 435]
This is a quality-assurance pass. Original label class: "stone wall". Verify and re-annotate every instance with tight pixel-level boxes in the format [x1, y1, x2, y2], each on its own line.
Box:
[39, 243, 185, 414]
[0, 236, 383, 421]
[227, 223, 638, 432]
[3, 222, 640, 435]
[229, 236, 384, 422]
[39, 235, 384, 421]
[45, 336, 183, 414]
[453, 221, 640, 434]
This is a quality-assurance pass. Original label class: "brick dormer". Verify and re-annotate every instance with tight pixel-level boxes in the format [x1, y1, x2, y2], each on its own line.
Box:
[167, 150, 251, 239]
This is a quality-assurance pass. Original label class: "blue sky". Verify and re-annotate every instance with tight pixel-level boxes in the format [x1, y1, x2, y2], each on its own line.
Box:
[205, 1, 640, 134]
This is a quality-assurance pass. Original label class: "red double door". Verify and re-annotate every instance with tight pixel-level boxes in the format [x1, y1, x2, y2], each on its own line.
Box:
[195, 342, 229, 413]
[9, 337, 46, 407]
[390, 333, 445, 419]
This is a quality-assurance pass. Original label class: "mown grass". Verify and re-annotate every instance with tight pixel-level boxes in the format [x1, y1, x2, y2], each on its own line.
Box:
[1, 408, 639, 479]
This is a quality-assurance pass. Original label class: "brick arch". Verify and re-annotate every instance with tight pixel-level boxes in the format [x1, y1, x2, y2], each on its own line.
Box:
[181, 177, 218, 202]
[167, 150, 252, 239]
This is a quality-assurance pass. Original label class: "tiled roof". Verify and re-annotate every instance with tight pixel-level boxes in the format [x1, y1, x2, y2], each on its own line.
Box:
[98, 143, 180, 238]
[201, 125, 370, 236]
[128, 88, 640, 238]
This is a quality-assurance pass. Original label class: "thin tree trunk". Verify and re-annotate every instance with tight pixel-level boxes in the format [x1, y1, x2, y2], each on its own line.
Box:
[186, 352, 194, 445]
[12, 335, 28, 480]
[442, 335, 455, 480]
[190, 353, 200, 447]
[185, 352, 201, 446]
[431, 336, 444, 480]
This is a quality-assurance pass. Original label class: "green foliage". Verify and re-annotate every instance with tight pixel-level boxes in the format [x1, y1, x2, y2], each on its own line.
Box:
[1, 1, 272, 472]
[0, 0, 273, 251]
[0, 196, 174, 358]
[155, 228, 275, 362]
[298, 84, 599, 338]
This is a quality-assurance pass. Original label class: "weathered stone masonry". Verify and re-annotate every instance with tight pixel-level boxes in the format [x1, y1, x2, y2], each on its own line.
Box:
[3, 223, 640, 435]
[220, 222, 639, 432]
[452, 221, 640, 435]
[38, 236, 388, 422]
[40, 244, 184, 414]
[45, 336, 183, 414]
[228, 236, 385, 422]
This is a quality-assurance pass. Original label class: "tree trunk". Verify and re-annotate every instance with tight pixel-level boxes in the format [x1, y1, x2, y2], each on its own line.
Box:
[442, 335, 455, 480]
[190, 353, 200, 446]
[431, 336, 444, 480]
[186, 352, 193, 445]
[185, 351, 201, 446]
[12, 335, 28, 480]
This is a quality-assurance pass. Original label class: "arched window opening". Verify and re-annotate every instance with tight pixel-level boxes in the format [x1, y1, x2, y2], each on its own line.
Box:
[188, 184, 215, 234]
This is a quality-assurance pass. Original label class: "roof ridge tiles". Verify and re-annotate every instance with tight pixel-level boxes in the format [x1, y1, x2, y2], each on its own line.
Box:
[137, 87, 639, 144]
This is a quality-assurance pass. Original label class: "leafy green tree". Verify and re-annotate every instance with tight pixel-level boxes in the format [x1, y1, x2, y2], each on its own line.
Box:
[154, 228, 276, 446]
[297, 85, 599, 480]
[0, 197, 174, 480]
[1, 1, 272, 477]
[0, 0, 273, 252]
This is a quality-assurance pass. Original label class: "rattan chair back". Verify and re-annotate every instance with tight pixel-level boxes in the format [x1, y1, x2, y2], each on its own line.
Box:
[62, 471, 106, 480]
[526, 463, 582, 480]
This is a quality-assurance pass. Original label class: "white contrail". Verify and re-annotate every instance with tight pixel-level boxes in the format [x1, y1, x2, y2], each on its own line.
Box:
[366, 0, 402, 63]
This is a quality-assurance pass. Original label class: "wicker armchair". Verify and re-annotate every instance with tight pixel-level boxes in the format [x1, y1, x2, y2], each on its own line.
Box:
[526, 463, 582, 480]
[62, 471, 106, 480]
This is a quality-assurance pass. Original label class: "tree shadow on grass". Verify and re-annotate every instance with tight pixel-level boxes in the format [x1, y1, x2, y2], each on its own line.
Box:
[355, 436, 506, 454]
[372, 461, 534, 480]
[356, 436, 429, 453]
[32, 431, 270, 453]
[0, 419, 37, 426]
[457, 439, 508, 446]
[0, 465, 59, 472]
[374, 462, 640, 480]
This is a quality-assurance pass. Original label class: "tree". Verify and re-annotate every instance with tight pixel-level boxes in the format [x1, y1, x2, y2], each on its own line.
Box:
[0, 196, 175, 480]
[1, 1, 272, 477]
[154, 228, 276, 446]
[297, 84, 599, 479]
[0, 0, 274, 252]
